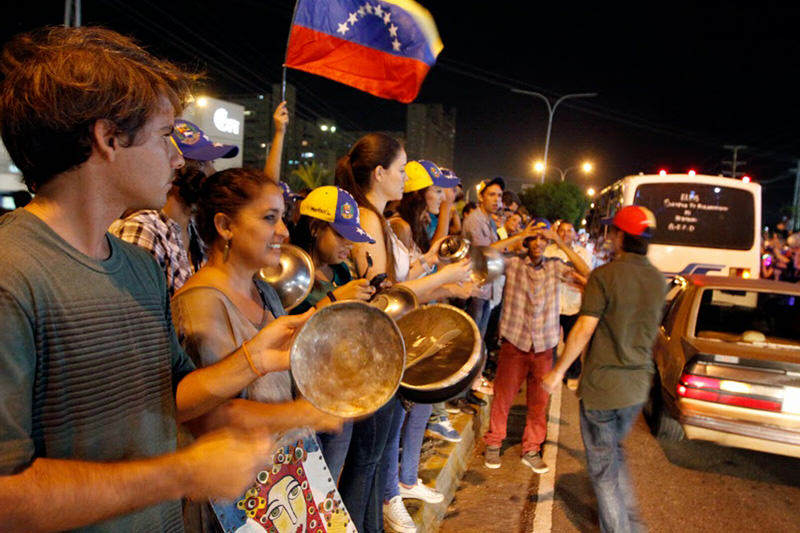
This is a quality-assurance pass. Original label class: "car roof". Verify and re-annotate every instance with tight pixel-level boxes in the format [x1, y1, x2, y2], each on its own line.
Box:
[686, 274, 800, 294]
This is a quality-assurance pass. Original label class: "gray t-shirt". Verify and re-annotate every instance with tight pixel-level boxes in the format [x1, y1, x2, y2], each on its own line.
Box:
[0, 209, 195, 532]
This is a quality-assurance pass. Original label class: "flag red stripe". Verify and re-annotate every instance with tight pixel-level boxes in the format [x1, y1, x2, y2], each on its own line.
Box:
[285, 25, 430, 103]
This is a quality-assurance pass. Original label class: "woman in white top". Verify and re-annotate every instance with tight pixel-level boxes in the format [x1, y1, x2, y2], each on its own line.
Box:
[334, 133, 471, 533]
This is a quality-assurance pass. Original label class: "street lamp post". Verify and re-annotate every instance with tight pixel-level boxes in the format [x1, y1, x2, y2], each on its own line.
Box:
[533, 161, 593, 182]
[512, 89, 598, 183]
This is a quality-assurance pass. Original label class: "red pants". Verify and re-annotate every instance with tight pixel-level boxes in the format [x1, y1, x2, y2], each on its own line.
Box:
[484, 341, 553, 454]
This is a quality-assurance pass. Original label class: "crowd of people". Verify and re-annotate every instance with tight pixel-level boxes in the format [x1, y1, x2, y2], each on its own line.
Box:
[761, 219, 800, 282]
[0, 26, 667, 533]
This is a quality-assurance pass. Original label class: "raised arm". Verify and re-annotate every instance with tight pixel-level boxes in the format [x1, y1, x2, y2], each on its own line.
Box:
[541, 227, 591, 277]
[263, 101, 289, 183]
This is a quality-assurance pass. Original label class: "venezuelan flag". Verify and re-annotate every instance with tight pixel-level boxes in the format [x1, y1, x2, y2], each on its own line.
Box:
[285, 0, 443, 103]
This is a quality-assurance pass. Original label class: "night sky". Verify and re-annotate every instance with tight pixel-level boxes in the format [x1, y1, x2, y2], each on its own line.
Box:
[3, 2, 799, 223]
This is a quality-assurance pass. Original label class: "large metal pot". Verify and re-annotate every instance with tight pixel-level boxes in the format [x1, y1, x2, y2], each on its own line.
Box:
[438, 236, 505, 285]
[290, 301, 405, 418]
[396, 304, 483, 404]
[258, 244, 315, 311]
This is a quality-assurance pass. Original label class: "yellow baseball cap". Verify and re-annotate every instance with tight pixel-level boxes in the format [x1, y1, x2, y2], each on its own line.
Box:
[299, 186, 375, 243]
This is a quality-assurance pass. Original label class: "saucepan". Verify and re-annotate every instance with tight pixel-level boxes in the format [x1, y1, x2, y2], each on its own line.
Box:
[290, 301, 406, 418]
[258, 244, 315, 311]
[396, 303, 483, 404]
[438, 235, 505, 284]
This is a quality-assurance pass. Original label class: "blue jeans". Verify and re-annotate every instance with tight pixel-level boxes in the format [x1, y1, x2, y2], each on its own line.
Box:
[579, 401, 645, 533]
[466, 297, 492, 338]
[339, 396, 402, 533]
[317, 421, 354, 482]
[382, 401, 433, 501]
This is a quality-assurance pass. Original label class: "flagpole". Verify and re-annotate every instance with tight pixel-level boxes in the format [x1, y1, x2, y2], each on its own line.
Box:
[282, 0, 302, 101]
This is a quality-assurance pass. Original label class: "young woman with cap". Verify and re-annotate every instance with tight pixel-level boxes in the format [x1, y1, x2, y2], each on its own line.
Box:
[381, 159, 470, 531]
[171, 168, 353, 532]
[289, 185, 377, 481]
[334, 133, 472, 533]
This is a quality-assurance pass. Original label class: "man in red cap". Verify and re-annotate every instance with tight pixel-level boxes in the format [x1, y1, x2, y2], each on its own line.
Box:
[542, 205, 666, 533]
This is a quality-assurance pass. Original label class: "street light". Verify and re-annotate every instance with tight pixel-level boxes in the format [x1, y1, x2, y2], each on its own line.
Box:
[586, 187, 596, 197]
[534, 160, 594, 181]
[512, 88, 598, 183]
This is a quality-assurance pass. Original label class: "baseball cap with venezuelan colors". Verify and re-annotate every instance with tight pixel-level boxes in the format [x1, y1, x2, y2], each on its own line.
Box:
[602, 205, 656, 238]
[172, 119, 239, 161]
[404, 160, 456, 192]
[300, 186, 375, 243]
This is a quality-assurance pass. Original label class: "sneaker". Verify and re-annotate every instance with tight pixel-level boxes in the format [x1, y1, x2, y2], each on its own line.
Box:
[445, 398, 477, 415]
[521, 451, 549, 474]
[425, 416, 462, 442]
[399, 479, 444, 504]
[484, 445, 501, 469]
[383, 495, 417, 533]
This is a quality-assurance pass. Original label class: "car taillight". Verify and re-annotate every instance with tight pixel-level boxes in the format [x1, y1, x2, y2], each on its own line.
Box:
[729, 267, 751, 278]
[677, 372, 782, 412]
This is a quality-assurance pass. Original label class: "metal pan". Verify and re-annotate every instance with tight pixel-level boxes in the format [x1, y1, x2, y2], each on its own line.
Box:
[258, 244, 314, 311]
[369, 285, 418, 320]
[290, 301, 405, 418]
[396, 304, 483, 404]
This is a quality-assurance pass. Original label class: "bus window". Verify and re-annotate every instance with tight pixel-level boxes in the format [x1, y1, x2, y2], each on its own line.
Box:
[633, 183, 754, 250]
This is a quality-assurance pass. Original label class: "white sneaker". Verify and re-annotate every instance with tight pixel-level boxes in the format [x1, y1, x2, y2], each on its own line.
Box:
[399, 479, 444, 504]
[383, 495, 417, 533]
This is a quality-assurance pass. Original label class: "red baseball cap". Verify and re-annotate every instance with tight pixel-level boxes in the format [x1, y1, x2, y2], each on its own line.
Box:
[602, 205, 656, 237]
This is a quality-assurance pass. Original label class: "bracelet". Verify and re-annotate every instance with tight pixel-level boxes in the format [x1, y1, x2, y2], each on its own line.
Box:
[242, 340, 265, 377]
[327, 290, 337, 302]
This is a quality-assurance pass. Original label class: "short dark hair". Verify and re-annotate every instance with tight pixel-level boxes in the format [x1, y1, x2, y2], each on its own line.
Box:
[502, 190, 520, 209]
[0, 26, 196, 191]
[621, 231, 650, 255]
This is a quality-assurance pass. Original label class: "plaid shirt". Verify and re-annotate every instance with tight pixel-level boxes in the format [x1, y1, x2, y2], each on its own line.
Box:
[109, 210, 200, 296]
[499, 255, 571, 352]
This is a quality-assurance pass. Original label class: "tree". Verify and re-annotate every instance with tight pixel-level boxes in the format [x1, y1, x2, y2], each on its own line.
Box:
[519, 181, 590, 227]
[287, 161, 333, 192]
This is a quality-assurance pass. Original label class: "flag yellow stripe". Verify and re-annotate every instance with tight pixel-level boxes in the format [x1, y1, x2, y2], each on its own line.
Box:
[382, 0, 443, 57]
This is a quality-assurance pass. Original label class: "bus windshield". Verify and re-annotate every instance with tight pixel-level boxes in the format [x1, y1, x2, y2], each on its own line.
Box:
[633, 183, 754, 250]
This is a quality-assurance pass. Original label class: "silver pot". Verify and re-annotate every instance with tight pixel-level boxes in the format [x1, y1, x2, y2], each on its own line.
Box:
[290, 301, 405, 418]
[438, 235, 505, 285]
[397, 304, 483, 403]
[258, 244, 315, 311]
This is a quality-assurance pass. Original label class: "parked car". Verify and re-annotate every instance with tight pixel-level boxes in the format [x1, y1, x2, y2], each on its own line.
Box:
[646, 275, 800, 458]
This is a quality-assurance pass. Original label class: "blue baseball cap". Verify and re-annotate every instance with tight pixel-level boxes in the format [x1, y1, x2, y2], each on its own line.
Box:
[530, 217, 551, 230]
[172, 119, 239, 161]
[439, 168, 461, 188]
[404, 160, 456, 191]
[299, 186, 375, 243]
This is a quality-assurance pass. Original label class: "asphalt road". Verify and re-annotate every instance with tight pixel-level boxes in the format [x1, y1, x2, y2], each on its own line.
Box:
[439, 384, 800, 533]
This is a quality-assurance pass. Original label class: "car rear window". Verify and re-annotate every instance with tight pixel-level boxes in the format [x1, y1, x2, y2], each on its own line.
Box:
[694, 288, 800, 346]
[633, 183, 755, 250]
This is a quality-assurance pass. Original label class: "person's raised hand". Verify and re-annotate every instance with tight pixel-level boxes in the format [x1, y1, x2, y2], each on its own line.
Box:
[439, 257, 472, 284]
[273, 101, 289, 134]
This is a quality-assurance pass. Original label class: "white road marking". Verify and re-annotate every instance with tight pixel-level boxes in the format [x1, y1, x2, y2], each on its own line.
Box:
[531, 384, 562, 532]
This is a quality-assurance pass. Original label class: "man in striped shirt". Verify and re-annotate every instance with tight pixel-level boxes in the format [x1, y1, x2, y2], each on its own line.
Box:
[0, 26, 303, 532]
[483, 218, 590, 473]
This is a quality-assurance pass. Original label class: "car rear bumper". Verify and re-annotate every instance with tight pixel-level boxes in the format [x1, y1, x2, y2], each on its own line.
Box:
[677, 398, 800, 459]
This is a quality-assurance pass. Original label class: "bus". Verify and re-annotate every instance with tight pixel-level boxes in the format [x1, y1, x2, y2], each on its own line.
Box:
[586, 173, 761, 279]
